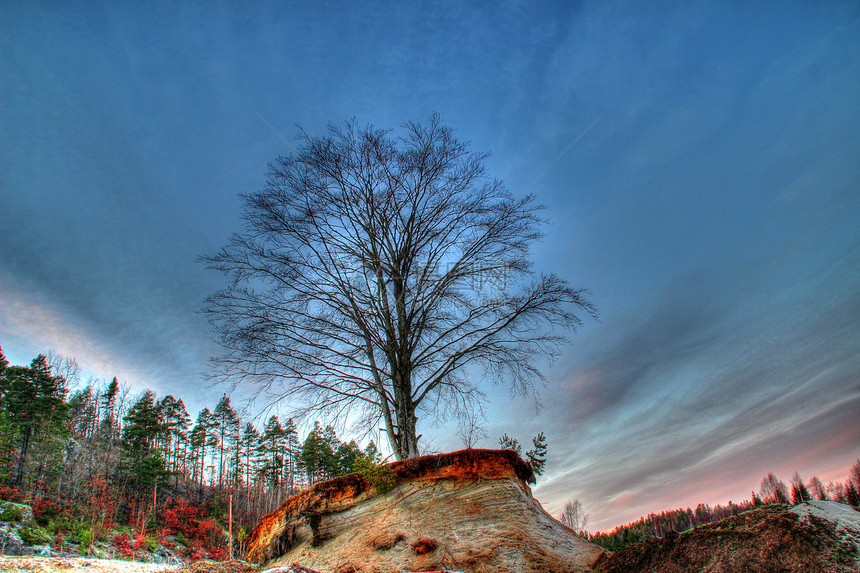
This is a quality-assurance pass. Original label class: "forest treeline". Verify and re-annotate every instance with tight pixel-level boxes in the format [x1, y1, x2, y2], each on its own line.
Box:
[0, 348, 383, 559]
[3, 347, 859, 560]
[590, 461, 860, 551]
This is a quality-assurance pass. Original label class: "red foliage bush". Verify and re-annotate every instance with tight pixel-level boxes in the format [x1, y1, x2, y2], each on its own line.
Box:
[159, 497, 227, 559]
[0, 486, 22, 502]
[160, 497, 207, 538]
[53, 531, 65, 550]
[207, 546, 228, 560]
[113, 533, 134, 556]
[196, 516, 225, 547]
[31, 497, 55, 516]
[86, 478, 116, 531]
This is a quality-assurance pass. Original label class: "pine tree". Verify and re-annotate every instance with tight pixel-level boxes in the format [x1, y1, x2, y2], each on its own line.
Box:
[364, 440, 381, 463]
[0, 411, 14, 482]
[526, 432, 548, 477]
[336, 440, 364, 475]
[190, 408, 217, 487]
[68, 385, 97, 438]
[751, 491, 762, 506]
[0, 355, 70, 485]
[283, 418, 299, 493]
[498, 432, 547, 478]
[159, 395, 190, 476]
[213, 395, 239, 487]
[499, 433, 522, 455]
[100, 377, 120, 441]
[846, 482, 860, 508]
[299, 421, 340, 485]
[261, 416, 286, 489]
[240, 422, 262, 486]
[850, 459, 860, 492]
[121, 391, 169, 497]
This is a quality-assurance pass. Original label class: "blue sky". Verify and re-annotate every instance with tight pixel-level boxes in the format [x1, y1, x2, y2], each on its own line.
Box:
[2, 1, 859, 530]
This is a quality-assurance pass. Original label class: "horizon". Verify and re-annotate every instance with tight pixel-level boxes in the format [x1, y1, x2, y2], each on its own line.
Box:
[2, 1, 859, 532]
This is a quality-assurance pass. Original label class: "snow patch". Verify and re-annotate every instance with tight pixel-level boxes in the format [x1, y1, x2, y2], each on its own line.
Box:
[791, 500, 860, 552]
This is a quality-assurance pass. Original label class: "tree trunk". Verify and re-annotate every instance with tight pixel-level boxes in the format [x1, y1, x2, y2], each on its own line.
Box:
[14, 428, 32, 485]
[394, 395, 419, 459]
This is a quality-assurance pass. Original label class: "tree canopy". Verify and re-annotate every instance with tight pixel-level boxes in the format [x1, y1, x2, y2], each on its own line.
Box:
[202, 115, 596, 458]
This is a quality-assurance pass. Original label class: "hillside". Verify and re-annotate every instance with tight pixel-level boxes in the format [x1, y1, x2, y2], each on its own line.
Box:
[593, 501, 860, 573]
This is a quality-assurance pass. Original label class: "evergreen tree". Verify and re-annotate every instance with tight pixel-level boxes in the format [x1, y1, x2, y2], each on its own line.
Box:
[100, 377, 120, 440]
[282, 418, 299, 492]
[261, 416, 286, 488]
[526, 432, 548, 477]
[299, 421, 340, 485]
[68, 385, 97, 438]
[846, 482, 860, 508]
[190, 408, 217, 486]
[240, 422, 262, 486]
[213, 395, 240, 487]
[498, 431, 547, 477]
[499, 433, 522, 455]
[751, 491, 763, 506]
[159, 395, 190, 475]
[0, 355, 69, 485]
[336, 440, 365, 475]
[0, 411, 14, 482]
[121, 392, 167, 483]
[850, 459, 860, 492]
[0, 351, 14, 480]
[364, 440, 381, 463]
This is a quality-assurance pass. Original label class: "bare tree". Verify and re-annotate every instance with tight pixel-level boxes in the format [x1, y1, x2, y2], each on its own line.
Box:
[560, 499, 589, 535]
[202, 115, 596, 459]
[46, 350, 80, 390]
[456, 406, 487, 449]
[759, 472, 789, 504]
[807, 476, 827, 501]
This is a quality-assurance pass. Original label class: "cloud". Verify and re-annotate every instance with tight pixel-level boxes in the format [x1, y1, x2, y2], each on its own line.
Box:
[532, 243, 860, 530]
[0, 273, 137, 385]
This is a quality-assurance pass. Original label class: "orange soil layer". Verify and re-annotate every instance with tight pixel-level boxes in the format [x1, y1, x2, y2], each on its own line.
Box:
[388, 448, 534, 484]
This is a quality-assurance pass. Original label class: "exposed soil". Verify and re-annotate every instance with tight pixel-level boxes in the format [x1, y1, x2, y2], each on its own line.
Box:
[593, 505, 860, 573]
[247, 449, 601, 573]
[246, 448, 537, 564]
[177, 560, 259, 573]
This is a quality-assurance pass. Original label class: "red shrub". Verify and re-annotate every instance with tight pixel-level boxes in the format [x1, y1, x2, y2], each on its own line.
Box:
[207, 547, 228, 560]
[160, 498, 206, 538]
[195, 517, 224, 546]
[113, 533, 134, 556]
[0, 486, 22, 502]
[133, 532, 146, 551]
[31, 497, 57, 517]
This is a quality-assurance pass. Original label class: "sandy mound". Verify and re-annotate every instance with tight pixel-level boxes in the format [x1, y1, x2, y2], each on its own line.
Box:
[248, 449, 603, 573]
